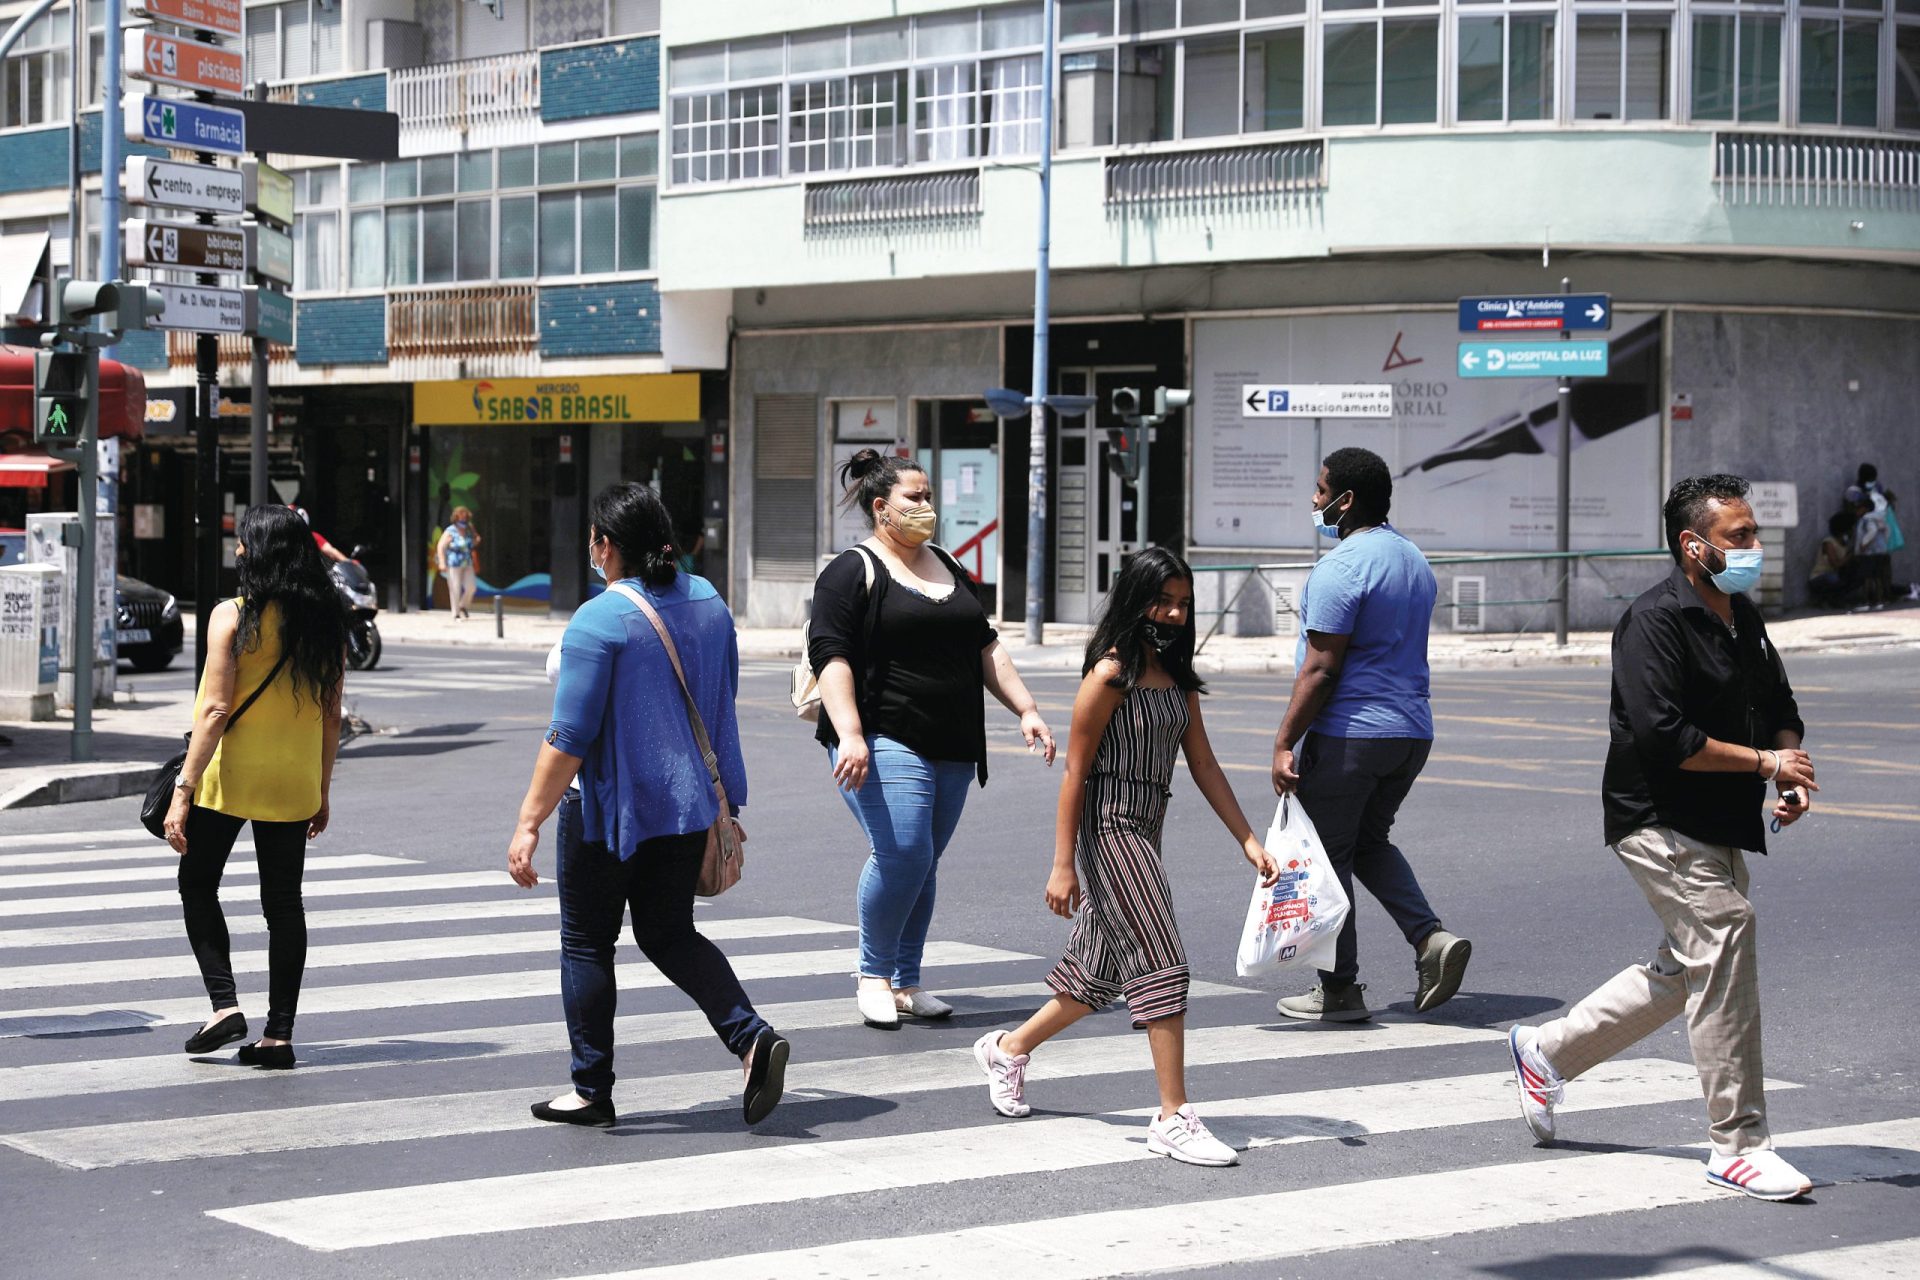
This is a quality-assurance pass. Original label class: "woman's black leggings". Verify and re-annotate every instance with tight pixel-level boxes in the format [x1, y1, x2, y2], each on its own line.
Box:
[177, 806, 309, 1040]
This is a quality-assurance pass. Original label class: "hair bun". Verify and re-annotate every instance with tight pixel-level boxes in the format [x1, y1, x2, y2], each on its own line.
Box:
[847, 448, 883, 478]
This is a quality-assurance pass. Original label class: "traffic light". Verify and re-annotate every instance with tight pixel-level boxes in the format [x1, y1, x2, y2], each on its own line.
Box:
[1111, 387, 1142, 420]
[1154, 387, 1192, 416]
[1105, 425, 1141, 482]
[53, 279, 165, 332]
[33, 350, 88, 445]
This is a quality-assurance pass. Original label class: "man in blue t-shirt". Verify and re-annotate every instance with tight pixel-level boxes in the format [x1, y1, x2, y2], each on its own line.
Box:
[1269, 447, 1471, 1024]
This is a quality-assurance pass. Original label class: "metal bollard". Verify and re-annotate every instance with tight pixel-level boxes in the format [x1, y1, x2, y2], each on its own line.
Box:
[494, 593, 504, 639]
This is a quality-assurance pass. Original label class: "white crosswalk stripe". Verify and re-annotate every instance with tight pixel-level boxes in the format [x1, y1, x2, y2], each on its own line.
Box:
[0, 827, 155, 850]
[0, 895, 562, 949]
[0, 870, 516, 917]
[0, 852, 412, 891]
[0, 842, 235, 868]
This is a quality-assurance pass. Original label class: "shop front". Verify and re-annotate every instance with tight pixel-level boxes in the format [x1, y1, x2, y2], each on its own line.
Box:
[412, 373, 706, 613]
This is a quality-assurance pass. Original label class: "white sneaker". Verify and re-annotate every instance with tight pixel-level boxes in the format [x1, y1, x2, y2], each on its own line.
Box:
[1707, 1149, 1813, 1201]
[894, 988, 954, 1019]
[973, 1030, 1030, 1118]
[855, 977, 898, 1028]
[1146, 1106, 1238, 1167]
[1507, 1025, 1563, 1145]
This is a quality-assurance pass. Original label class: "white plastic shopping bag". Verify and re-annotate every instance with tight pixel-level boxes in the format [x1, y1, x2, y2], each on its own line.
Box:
[1235, 794, 1351, 978]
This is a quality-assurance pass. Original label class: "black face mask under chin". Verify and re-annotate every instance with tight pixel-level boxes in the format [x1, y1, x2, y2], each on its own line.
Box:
[1140, 619, 1179, 654]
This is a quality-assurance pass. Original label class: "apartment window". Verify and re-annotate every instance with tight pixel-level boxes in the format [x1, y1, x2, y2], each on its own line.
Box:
[1322, 23, 1378, 124]
[850, 70, 909, 167]
[915, 61, 979, 161]
[1183, 34, 1241, 138]
[731, 84, 783, 178]
[1800, 16, 1881, 126]
[1, 8, 70, 129]
[457, 200, 492, 281]
[1692, 12, 1783, 123]
[498, 196, 537, 278]
[982, 54, 1044, 153]
[1574, 11, 1672, 121]
[1897, 22, 1920, 132]
[246, 0, 342, 81]
[671, 91, 728, 183]
[294, 166, 342, 293]
[1457, 11, 1556, 123]
[1244, 26, 1306, 133]
[1321, 3, 1440, 129]
[421, 203, 456, 284]
[349, 209, 382, 288]
[1061, 48, 1116, 144]
[790, 78, 851, 172]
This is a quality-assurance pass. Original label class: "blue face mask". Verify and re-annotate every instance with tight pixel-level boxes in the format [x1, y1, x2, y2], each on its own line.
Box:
[1691, 535, 1763, 595]
[589, 540, 607, 582]
[1310, 491, 1353, 540]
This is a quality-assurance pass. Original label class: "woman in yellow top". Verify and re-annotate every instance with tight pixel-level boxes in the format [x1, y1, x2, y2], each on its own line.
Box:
[164, 504, 348, 1070]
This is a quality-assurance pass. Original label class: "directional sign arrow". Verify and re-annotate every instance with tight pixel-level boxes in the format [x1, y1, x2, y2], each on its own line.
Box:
[1586, 303, 1607, 324]
[1460, 351, 1480, 370]
[1245, 389, 1263, 413]
[147, 226, 164, 258]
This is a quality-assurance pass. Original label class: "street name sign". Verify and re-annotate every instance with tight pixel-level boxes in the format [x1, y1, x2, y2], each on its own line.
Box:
[150, 282, 248, 333]
[125, 28, 246, 96]
[1457, 341, 1611, 379]
[1242, 384, 1395, 418]
[129, 0, 242, 38]
[1458, 294, 1612, 333]
[251, 287, 293, 345]
[249, 222, 294, 284]
[124, 156, 244, 215]
[241, 159, 294, 227]
[125, 218, 248, 273]
[124, 94, 245, 155]
[230, 98, 401, 162]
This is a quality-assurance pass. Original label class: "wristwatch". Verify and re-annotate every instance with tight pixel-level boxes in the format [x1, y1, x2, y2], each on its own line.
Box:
[174, 777, 196, 792]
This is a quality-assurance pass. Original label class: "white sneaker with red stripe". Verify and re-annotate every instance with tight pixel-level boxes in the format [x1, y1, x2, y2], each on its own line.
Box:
[1707, 1149, 1813, 1201]
[1507, 1025, 1563, 1145]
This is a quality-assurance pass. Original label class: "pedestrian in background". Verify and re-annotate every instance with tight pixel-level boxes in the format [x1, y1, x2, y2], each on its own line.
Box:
[1806, 511, 1857, 609]
[437, 506, 482, 619]
[1269, 447, 1470, 1023]
[1507, 474, 1818, 1201]
[974, 549, 1278, 1167]
[507, 482, 788, 1129]
[166, 504, 347, 1071]
[809, 449, 1056, 1029]
[1845, 484, 1891, 610]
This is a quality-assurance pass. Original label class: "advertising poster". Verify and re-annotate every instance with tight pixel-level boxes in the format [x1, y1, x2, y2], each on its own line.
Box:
[1192, 312, 1662, 551]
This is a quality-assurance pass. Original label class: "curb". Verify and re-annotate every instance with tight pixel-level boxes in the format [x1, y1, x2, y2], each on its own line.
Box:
[0, 762, 163, 810]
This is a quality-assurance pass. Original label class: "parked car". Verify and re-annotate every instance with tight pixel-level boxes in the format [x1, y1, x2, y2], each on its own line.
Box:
[116, 575, 184, 672]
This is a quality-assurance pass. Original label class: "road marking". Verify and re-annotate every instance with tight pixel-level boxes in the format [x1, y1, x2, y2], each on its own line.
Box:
[202, 1059, 1749, 1250]
[0, 852, 411, 891]
[0, 982, 1245, 1104]
[0, 827, 156, 850]
[0, 842, 253, 868]
[566, 1116, 1920, 1280]
[0, 895, 563, 950]
[0, 870, 518, 919]
[0, 916, 852, 992]
[4, 1017, 1484, 1167]
[0, 941, 1031, 1038]
[1654, 1237, 1920, 1279]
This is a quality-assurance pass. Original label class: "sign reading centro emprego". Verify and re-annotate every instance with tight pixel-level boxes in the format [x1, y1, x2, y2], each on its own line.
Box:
[413, 375, 702, 427]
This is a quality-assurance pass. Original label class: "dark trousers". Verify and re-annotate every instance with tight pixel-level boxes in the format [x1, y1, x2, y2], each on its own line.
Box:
[556, 792, 770, 1103]
[1294, 732, 1442, 988]
[177, 806, 309, 1040]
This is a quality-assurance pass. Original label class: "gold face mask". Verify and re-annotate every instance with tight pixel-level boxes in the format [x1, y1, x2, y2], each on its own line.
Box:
[881, 500, 938, 545]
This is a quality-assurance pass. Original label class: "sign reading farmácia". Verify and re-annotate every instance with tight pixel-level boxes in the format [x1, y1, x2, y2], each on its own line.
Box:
[413, 375, 701, 427]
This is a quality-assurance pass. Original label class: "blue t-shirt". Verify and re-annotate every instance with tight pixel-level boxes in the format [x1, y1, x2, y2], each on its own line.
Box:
[1295, 524, 1436, 740]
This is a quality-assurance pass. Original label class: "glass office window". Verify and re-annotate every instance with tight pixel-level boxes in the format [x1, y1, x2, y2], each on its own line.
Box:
[578, 137, 618, 181]
[620, 134, 660, 177]
[538, 142, 576, 186]
[619, 185, 655, 271]
[385, 160, 418, 200]
[457, 151, 492, 193]
[420, 155, 455, 196]
[349, 162, 382, 204]
[578, 190, 617, 274]
[498, 195, 536, 279]
[498, 146, 537, 189]
[539, 192, 575, 276]
[456, 200, 491, 281]
[421, 202, 455, 284]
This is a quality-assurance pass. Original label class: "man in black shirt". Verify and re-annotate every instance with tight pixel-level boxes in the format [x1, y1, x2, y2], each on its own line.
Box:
[1506, 475, 1819, 1202]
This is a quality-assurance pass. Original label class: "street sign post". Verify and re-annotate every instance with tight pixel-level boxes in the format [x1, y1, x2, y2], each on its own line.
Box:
[1456, 341, 1611, 379]
[124, 28, 246, 96]
[124, 218, 248, 273]
[251, 287, 293, 345]
[124, 156, 245, 215]
[149, 282, 248, 333]
[230, 98, 400, 161]
[1458, 294, 1612, 333]
[1241, 384, 1395, 418]
[241, 159, 294, 226]
[129, 0, 243, 39]
[123, 93, 246, 155]
[248, 222, 294, 284]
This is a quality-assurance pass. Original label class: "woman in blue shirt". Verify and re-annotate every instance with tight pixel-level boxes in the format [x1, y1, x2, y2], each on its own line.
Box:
[507, 482, 788, 1128]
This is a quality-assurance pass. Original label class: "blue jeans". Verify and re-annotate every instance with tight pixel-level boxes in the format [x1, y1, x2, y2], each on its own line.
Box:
[830, 736, 975, 988]
[555, 791, 769, 1103]
[1294, 732, 1443, 988]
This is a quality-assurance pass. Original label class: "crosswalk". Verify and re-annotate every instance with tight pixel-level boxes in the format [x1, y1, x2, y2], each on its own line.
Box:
[343, 655, 552, 702]
[2, 822, 1914, 1277]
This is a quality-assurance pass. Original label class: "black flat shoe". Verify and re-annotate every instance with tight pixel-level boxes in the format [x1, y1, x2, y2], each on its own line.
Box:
[184, 1013, 247, 1055]
[530, 1096, 616, 1128]
[236, 1041, 296, 1070]
[743, 1029, 789, 1126]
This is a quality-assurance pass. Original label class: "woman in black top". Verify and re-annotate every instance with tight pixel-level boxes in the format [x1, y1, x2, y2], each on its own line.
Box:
[811, 449, 1056, 1028]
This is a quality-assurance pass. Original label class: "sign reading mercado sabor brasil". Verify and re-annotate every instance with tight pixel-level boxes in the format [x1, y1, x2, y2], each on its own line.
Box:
[413, 374, 702, 427]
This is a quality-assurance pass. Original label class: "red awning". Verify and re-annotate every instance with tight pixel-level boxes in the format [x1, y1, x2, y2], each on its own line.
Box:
[0, 345, 146, 442]
[0, 451, 75, 489]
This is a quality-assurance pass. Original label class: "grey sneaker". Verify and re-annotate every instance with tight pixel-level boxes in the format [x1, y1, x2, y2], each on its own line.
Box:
[1277, 982, 1370, 1022]
[1414, 930, 1472, 1013]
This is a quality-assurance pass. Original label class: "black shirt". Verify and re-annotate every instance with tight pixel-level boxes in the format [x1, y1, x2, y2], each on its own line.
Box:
[807, 546, 998, 782]
[1602, 566, 1804, 853]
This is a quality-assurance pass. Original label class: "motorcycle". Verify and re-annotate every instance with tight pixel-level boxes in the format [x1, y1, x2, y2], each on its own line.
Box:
[332, 548, 382, 671]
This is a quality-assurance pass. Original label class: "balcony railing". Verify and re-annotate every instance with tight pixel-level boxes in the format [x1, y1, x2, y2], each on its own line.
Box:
[390, 52, 540, 136]
[388, 285, 537, 359]
[1715, 132, 1920, 210]
[803, 170, 982, 234]
[1104, 141, 1325, 213]
[166, 331, 293, 370]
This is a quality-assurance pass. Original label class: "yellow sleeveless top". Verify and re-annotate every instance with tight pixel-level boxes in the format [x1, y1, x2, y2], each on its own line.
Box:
[193, 601, 325, 822]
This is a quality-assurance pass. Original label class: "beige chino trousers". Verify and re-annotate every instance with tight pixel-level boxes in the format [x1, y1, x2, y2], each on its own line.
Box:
[1535, 824, 1770, 1156]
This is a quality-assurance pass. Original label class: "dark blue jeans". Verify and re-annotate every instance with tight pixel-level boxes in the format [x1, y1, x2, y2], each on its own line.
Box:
[555, 791, 770, 1103]
[1294, 732, 1443, 989]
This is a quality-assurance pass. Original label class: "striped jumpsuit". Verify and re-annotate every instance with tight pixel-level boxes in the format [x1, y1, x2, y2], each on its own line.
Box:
[1047, 684, 1191, 1028]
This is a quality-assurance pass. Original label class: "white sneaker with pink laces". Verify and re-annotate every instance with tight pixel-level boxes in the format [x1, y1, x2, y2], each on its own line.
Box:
[973, 1030, 1030, 1118]
[1146, 1106, 1238, 1167]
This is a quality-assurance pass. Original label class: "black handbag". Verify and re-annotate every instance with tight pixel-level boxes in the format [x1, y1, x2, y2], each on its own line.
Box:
[141, 645, 292, 840]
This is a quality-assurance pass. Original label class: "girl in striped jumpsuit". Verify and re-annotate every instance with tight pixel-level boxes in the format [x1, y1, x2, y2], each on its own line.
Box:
[975, 548, 1279, 1166]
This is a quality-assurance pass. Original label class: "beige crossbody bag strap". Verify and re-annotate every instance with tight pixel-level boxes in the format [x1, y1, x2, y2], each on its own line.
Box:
[608, 583, 728, 806]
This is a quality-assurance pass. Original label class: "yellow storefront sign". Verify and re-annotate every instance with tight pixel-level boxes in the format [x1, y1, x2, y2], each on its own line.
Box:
[413, 374, 700, 427]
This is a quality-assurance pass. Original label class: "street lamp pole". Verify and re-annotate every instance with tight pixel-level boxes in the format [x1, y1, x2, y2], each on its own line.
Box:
[1023, 0, 1056, 647]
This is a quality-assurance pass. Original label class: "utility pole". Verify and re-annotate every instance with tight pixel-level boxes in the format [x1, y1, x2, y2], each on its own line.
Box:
[249, 80, 270, 508]
[1023, 0, 1055, 647]
[101, 0, 125, 315]
[1555, 276, 1571, 646]
[192, 29, 223, 679]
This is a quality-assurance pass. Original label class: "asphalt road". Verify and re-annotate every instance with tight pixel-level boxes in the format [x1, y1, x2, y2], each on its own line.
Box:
[2, 641, 1916, 1279]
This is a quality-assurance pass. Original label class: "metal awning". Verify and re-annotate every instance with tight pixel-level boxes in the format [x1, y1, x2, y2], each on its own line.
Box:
[0, 231, 50, 326]
[0, 451, 75, 489]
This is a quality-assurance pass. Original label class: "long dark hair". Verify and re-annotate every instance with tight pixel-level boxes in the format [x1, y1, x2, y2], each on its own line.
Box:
[234, 505, 348, 708]
[1084, 546, 1204, 694]
[838, 448, 926, 528]
[589, 482, 679, 589]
